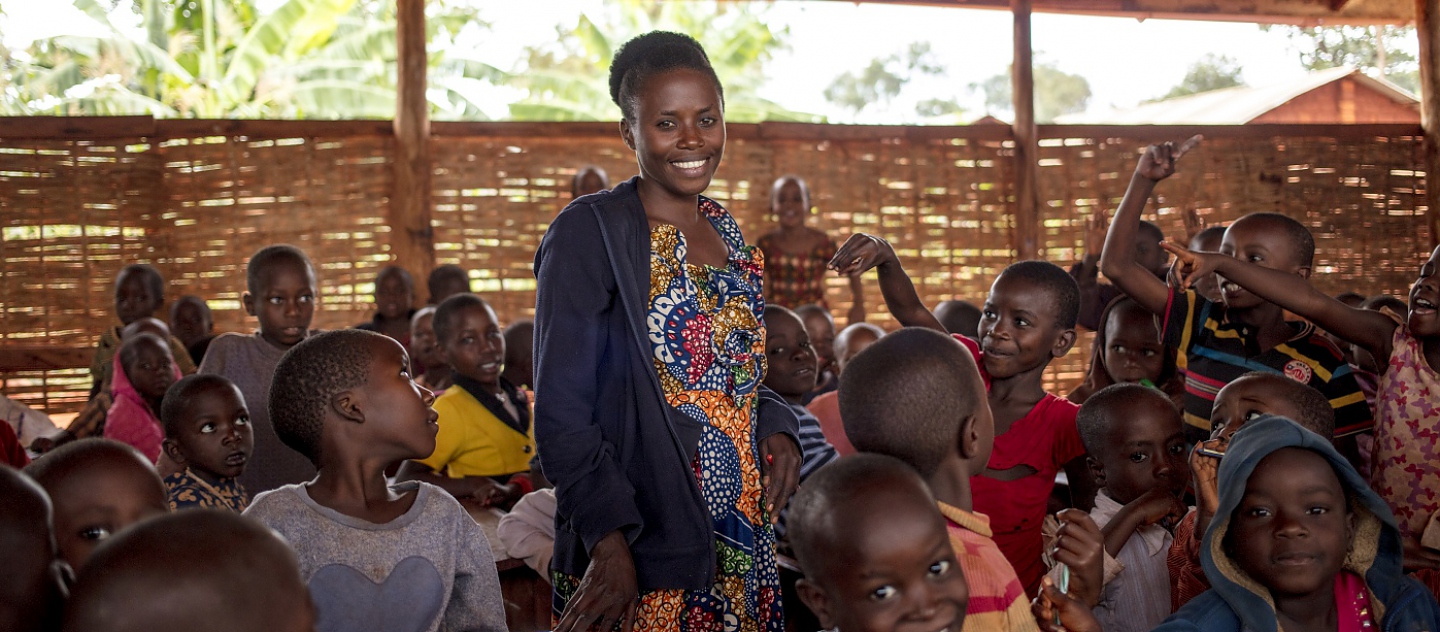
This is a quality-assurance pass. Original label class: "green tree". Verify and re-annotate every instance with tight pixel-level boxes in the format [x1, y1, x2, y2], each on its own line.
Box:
[823, 42, 944, 114]
[974, 57, 1091, 123]
[507, 0, 819, 123]
[1263, 24, 1420, 94]
[1159, 54, 1245, 99]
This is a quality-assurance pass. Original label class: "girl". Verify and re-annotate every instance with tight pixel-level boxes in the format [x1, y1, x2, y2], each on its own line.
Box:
[1068, 296, 1184, 409]
[756, 175, 865, 325]
[104, 333, 181, 463]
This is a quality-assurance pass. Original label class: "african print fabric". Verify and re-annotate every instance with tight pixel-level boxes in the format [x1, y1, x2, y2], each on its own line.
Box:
[756, 235, 833, 309]
[165, 468, 249, 512]
[553, 196, 783, 632]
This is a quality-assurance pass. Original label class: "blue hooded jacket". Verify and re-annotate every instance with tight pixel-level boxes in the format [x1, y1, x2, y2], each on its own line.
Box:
[1154, 416, 1440, 632]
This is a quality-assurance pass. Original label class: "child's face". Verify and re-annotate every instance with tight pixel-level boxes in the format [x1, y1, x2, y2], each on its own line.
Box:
[124, 337, 177, 401]
[804, 489, 969, 632]
[978, 274, 1070, 379]
[763, 311, 818, 398]
[442, 304, 505, 386]
[1228, 447, 1353, 601]
[375, 269, 415, 321]
[772, 178, 809, 229]
[115, 270, 162, 326]
[836, 328, 881, 375]
[1095, 398, 1190, 504]
[365, 336, 439, 460]
[1218, 216, 1304, 310]
[1102, 306, 1165, 385]
[167, 382, 255, 481]
[1407, 246, 1440, 338]
[244, 260, 317, 349]
[409, 311, 445, 371]
[170, 299, 212, 346]
[49, 454, 168, 570]
[1209, 377, 1308, 444]
[803, 312, 838, 371]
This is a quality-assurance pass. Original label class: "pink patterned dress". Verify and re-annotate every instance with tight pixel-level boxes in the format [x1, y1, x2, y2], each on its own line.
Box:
[1371, 326, 1440, 540]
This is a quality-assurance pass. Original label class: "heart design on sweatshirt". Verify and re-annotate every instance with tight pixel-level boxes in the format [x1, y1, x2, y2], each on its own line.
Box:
[308, 556, 446, 632]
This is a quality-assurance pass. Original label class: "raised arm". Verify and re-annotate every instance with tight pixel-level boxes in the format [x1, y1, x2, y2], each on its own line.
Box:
[830, 234, 944, 332]
[1099, 138, 1201, 316]
[1164, 242, 1399, 364]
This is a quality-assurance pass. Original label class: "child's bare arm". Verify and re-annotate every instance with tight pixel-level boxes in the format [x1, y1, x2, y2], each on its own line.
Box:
[830, 234, 945, 332]
[1101, 487, 1187, 558]
[1164, 242, 1399, 364]
[1099, 137, 1201, 316]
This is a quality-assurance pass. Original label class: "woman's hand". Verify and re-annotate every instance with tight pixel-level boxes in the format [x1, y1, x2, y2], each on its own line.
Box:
[760, 433, 801, 524]
[829, 233, 897, 278]
[555, 531, 639, 632]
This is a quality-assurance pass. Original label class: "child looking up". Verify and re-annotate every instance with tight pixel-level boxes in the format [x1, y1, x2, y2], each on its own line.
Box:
[24, 439, 168, 571]
[762, 306, 838, 483]
[398, 293, 533, 509]
[841, 327, 1103, 631]
[200, 244, 318, 494]
[409, 306, 451, 392]
[103, 333, 181, 463]
[244, 329, 506, 632]
[1154, 416, 1440, 632]
[426, 264, 471, 305]
[806, 321, 885, 456]
[1071, 211, 1170, 331]
[1075, 383, 1190, 632]
[0, 467, 68, 632]
[1099, 138, 1372, 457]
[159, 375, 254, 512]
[355, 265, 417, 345]
[169, 295, 215, 365]
[832, 238, 1091, 596]
[789, 453, 970, 632]
[62, 510, 315, 632]
[1068, 296, 1183, 408]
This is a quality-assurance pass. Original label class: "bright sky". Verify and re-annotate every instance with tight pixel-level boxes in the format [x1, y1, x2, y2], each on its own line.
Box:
[1, 0, 1419, 123]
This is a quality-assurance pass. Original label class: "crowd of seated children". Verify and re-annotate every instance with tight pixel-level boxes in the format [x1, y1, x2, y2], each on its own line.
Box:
[397, 293, 534, 510]
[159, 374, 254, 512]
[355, 265, 418, 345]
[805, 321, 885, 456]
[762, 305, 839, 483]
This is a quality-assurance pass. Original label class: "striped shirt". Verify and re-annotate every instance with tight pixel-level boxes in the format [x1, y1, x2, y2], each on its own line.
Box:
[938, 502, 1040, 632]
[1089, 492, 1176, 632]
[1161, 288, 1373, 437]
[790, 403, 839, 482]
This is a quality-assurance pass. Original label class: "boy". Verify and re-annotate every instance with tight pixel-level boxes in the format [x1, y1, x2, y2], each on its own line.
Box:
[0, 467, 68, 632]
[24, 438, 169, 570]
[789, 453, 970, 632]
[244, 329, 506, 632]
[501, 320, 535, 391]
[169, 295, 216, 365]
[831, 236, 1091, 596]
[160, 374, 254, 512]
[1168, 371, 1337, 609]
[426, 264, 471, 305]
[200, 244, 318, 494]
[62, 510, 316, 632]
[806, 321, 885, 456]
[934, 300, 982, 338]
[355, 265, 417, 345]
[1075, 384, 1190, 632]
[397, 294, 534, 508]
[1098, 138, 1372, 454]
[840, 327, 1102, 631]
[796, 304, 840, 404]
[1071, 212, 1170, 331]
[762, 305, 839, 482]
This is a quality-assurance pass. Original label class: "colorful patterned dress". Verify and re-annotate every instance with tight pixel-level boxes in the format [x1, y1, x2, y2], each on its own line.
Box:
[756, 234, 834, 309]
[1372, 325, 1440, 540]
[553, 197, 783, 632]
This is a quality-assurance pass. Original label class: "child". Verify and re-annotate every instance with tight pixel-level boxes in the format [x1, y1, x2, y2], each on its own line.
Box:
[200, 244, 318, 494]
[169, 295, 215, 365]
[789, 453, 970, 632]
[756, 175, 866, 325]
[571, 164, 609, 199]
[935, 299, 982, 338]
[409, 306, 451, 392]
[832, 237, 1090, 596]
[243, 329, 506, 632]
[806, 321, 885, 456]
[0, 466, 68, 632]
[355, 265, 417, 345]
[159, 374, 254, 512]
[762, 305, 838, 483]
[796, 303, 840, 403]
[397, 294, 534, 508]
[1071, 210, 1169, 331]
[1075, 383, 1190, 632]
[24, 438, 168, 570]
[1169, 371, 1336, 609]
[426, 264, 471, 305]
[103, 333, 181, 463]
[1067, 296, 1183, 408]
[62, 510, 315, 632]
[1165, 241, 1440, 596]
[1186, 225, 1226, 303]
[1153, 416, 1440, 632]
[1099, 137, 1372, 456]
[841, 327, 1103, 631]
[501, 319, 535, 391]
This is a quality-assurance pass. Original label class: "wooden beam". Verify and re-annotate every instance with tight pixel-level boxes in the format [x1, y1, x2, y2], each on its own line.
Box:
[391, 0, 436, 290]
[1011, 0, 1041, 260]
[844, 0, 1413, 24]
[1420, 0, 1440, 250]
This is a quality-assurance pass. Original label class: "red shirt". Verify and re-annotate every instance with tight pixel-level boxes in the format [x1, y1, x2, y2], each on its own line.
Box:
[804, 391, 855, 456]
[0, 421, 29, 468]
[954, 334, 1084, 596]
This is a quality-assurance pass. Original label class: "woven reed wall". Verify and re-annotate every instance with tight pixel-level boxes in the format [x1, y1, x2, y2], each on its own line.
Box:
[0, 119, 1427, 414]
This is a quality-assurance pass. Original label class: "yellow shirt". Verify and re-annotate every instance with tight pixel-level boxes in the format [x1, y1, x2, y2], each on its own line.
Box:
[417, 386, 535, 478]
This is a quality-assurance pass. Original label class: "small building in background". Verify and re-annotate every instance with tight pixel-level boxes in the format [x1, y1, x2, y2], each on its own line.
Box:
[1057, 67, 1419, 125]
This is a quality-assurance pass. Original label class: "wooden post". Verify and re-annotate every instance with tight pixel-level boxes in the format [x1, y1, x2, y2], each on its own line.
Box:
[391, 0, 435, 284]
[1011, 0, 1041, 260]
[1419, 0, 1440, 249]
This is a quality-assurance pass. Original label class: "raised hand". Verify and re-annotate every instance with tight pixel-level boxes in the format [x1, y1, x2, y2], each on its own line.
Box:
[829, 233, 897, 277]
[1182, 206, 1208, 242]
[1134, 135, 1202, 182]
[1083, 210, 1110, 260]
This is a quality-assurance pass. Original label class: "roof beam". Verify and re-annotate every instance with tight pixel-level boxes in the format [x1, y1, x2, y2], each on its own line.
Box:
[851, 0, 1414, 24]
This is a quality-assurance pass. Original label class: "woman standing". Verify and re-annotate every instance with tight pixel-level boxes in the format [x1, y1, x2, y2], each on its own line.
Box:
[756, 176, 865, 325]
[533, 32, 801, 632]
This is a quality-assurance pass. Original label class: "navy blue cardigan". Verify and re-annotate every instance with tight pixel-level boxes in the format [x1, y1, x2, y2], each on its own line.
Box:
[533, 177, 800, 591]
